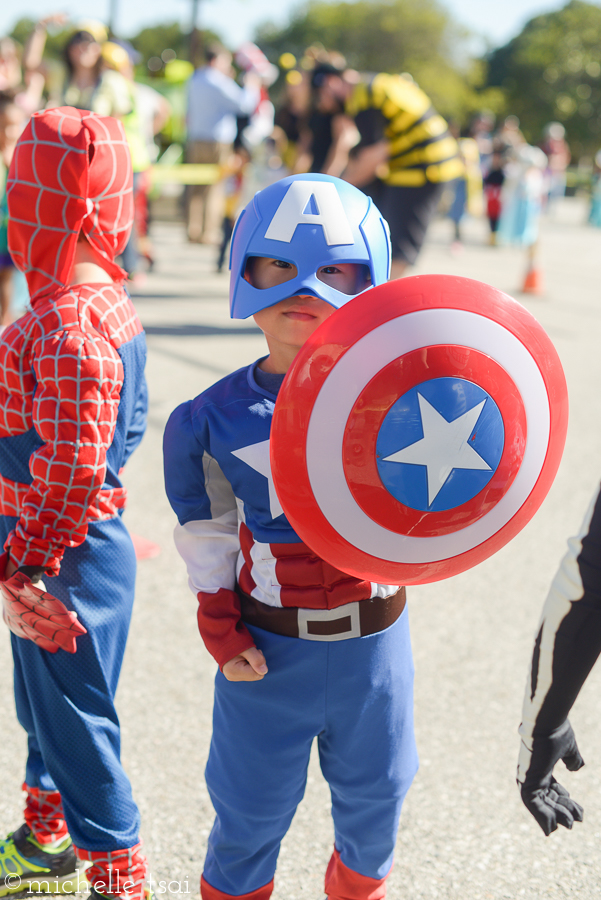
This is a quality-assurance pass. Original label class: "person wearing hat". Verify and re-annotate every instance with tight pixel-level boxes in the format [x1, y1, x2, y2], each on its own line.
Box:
[312, 65, 463, 278]
[27, 25, 131, 119]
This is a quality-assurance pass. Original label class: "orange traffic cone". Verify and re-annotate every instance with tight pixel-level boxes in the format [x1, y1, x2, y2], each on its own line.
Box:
[521, 266, 544, 295]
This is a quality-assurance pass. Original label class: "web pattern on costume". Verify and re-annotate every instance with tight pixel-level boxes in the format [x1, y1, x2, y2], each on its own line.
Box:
[7, 107, 133, 303]
[23, 783, 69, 844]
[0, 284, 142, 574]
[74, 843, 147, 900]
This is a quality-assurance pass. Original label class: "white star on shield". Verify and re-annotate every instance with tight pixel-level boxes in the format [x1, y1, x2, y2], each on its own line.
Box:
[383, 393, 491, 506]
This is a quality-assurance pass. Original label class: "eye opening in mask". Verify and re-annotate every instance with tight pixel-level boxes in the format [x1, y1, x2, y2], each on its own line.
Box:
[244, 256, 372, 295]
[316, 262, 372, 295]
[244, 256, 298, 290]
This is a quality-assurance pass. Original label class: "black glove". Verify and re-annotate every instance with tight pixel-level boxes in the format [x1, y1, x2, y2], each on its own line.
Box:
[519, 720, 585, 835]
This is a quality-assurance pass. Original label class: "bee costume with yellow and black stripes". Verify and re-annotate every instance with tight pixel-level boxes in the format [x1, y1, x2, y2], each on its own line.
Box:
[346, 73, 463, 187]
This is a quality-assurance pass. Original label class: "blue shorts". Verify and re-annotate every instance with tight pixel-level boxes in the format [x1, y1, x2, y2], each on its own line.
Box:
[204, 609, 418, 895]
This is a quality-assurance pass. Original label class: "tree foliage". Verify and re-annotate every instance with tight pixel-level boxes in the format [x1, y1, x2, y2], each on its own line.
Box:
[130, 23, 222, 68]
[487, 0, 601, 156]
[255, 0, 503, 122]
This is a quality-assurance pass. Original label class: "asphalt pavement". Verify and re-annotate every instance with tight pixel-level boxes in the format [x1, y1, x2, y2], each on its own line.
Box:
[1, 199, 601, 899]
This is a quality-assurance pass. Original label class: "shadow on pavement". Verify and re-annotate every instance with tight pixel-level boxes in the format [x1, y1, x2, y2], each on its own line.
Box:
[147, 344, 238, 376]
[144, 323, 261, 337]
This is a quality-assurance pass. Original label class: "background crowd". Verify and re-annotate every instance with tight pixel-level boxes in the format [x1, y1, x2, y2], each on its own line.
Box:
[1, 0, 601, 320]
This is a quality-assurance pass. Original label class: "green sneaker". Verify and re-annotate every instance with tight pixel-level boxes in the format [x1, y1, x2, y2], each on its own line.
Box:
[0, 824, 87, 898]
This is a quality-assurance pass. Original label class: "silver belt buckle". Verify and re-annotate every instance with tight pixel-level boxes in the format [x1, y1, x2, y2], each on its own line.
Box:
[297, 602, 361, 641]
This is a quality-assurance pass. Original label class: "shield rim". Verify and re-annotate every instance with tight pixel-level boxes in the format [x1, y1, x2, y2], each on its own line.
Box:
[270, 275, 568, 585]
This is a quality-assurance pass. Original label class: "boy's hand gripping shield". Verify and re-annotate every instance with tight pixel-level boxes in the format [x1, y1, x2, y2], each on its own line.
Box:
[270, 275, 568, 585]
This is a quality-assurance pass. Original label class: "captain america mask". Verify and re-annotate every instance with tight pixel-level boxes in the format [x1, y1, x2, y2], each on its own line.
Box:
[229, 174, 390, 319]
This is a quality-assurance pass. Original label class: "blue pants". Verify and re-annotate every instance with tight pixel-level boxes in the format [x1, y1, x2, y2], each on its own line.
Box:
[204, 610, 418, 895]
[5, 515, 141, 851]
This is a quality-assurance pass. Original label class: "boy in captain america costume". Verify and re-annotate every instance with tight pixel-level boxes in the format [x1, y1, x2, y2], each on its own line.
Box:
[164, 174, 417, 900]
[0, 108, 149, 899]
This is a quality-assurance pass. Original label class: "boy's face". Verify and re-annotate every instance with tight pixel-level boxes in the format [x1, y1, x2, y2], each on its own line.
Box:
[253, 292, 334, 358]
[247, 256, 371, 364]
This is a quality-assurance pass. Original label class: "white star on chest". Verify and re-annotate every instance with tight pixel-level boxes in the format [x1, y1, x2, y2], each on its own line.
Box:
[383, 393, 491, 506]
[231, 439, 284, 519]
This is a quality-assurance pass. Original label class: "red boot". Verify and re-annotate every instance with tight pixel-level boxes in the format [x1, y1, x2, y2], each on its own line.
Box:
[200, 875, 274, 900]
[324, 848, 388, 900]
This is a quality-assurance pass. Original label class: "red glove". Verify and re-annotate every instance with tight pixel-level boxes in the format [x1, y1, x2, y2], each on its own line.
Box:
[1, 568, 87, 654]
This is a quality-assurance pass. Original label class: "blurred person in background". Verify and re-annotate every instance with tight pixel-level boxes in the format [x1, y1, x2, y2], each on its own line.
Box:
[216, 143, 250, 273]
[41, 24, 132, 117]
[540, 122, 570, 210]
[313, 65, 463, 277]
[233, 42, 277, 151]
[11, 14, 69, 115]
[294, 60, 359, 176]
[0, 38, 21, 93]
[0, 37, 45, 116]
[469, 111, 495, 175]
[483, 149, 506, 245]
[274, 68, 311, 172]
[102, 40, 171, 277]
[588, 150, 601, 227]
[185, 44, 259, 244]
[447, 122, 482, 251]
[0, 91, 27, 326]
[494, 114, 526, 156]
[498, 143, 548, 294]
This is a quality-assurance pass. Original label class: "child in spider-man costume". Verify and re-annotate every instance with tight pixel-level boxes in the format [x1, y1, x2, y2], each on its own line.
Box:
[0, 107, 149, 899]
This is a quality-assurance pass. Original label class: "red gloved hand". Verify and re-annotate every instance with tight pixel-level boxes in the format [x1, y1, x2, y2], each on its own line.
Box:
[1, 566, 87, 654]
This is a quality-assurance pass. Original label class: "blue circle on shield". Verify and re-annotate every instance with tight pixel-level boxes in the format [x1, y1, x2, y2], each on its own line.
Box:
[375, 377, 504, 512]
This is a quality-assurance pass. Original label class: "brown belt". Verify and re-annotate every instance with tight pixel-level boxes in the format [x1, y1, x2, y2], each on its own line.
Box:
[237, 586, 406, 642]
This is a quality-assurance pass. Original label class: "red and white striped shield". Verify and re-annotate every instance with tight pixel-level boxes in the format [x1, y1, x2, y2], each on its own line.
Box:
[270, 275, 568, 585]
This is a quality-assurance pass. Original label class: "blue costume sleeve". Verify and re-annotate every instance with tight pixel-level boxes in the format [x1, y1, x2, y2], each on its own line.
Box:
[123, 375, 148, 465]
[164, 400, 213, 525]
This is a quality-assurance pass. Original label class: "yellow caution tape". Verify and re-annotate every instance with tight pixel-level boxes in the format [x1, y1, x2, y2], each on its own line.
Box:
[150, 164, 220, 185]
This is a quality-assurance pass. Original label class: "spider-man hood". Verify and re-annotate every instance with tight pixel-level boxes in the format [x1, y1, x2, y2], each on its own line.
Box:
[7, 107, 133, 303]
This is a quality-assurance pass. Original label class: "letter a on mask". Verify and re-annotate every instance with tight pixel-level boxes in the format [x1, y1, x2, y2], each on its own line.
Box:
[264, 181, 354, 245]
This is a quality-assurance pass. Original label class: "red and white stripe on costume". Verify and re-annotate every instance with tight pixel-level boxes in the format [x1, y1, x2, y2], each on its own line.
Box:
[176, 510, 400, 669]
[235, 520, 395, 608]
